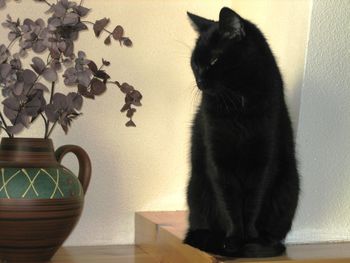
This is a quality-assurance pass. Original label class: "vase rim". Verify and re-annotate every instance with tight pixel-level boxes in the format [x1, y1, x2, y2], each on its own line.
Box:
[0, 137, 54, 149]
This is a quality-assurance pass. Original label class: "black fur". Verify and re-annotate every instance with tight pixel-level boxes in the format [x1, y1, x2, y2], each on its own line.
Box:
[184, 7, 299, 258]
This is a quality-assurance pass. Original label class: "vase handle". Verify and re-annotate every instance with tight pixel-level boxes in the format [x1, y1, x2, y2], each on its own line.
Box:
[55, 145, 92, 194]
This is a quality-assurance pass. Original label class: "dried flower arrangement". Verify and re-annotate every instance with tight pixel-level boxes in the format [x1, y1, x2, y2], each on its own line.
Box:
[0, 0, 142, 138]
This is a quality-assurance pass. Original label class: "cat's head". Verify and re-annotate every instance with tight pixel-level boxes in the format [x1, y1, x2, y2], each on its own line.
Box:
[188, 7, 268, 94]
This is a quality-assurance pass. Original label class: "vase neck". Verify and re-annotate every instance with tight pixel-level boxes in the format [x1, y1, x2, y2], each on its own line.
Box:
[0, 138, 59, 167]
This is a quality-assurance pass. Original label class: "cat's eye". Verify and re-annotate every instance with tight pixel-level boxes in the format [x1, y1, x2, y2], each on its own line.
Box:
[210, 57, 218, 66]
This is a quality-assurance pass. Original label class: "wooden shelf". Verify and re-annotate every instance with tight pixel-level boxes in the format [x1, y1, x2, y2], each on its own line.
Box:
[52, 245, 158, 263]
[50, 211, 350, 263]
[135, 211, 350, 263]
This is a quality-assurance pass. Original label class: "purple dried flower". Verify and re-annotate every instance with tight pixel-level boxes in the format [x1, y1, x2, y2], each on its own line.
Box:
[0, 0, 142, 138]
[1, 14, 22, 42]
[45, 92, 81, 133]
[9, 54, 22, 70]
[20, 18, 47, 53]
[63, 50, 92, 87]
[0, 44, 10, 64]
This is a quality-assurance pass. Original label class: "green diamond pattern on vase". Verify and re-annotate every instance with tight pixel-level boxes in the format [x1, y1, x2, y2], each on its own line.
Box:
[0, 167, 83, 199]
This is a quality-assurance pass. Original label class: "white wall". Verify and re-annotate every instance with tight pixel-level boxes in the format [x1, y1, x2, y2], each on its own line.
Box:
[1, 0, 349, 246]
[291, 0, 350, 243]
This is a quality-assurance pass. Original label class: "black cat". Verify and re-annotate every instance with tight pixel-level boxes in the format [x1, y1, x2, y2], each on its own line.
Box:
[184, 7, 299, 258]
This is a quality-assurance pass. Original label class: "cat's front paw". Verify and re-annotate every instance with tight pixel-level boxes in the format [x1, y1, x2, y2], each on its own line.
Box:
[184, 229, 225, 254]
[243, 240, 286, 258]
[221, 235, 243, 257]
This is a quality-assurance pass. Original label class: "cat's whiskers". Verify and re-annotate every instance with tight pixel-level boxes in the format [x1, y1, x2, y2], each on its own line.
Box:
[190, 82, 202, 107]
[172, 39, 193, 59]
[174, 39, 192, 51]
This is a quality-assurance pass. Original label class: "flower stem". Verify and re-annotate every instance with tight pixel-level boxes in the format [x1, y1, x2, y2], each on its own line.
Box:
[40, 112, 49, 138]
[43, 81, 56, 138]
[49, 81, 55, 104]
[0, 112, 12, 137]
[6, 35, 22, 51]
[41, 0, 53, 7]
[47, 121, 57, 138]
[13, 58, 54, 128]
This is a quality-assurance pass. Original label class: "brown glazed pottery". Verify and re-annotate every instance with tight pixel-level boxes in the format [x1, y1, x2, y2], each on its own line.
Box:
[0, 138, 91, 262]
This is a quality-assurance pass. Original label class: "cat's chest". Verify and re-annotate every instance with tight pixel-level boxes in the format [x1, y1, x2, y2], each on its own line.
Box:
[203, 117, 249, 148]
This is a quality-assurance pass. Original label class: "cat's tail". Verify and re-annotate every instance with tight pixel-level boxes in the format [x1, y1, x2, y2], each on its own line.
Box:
[242, 241, 286, 258]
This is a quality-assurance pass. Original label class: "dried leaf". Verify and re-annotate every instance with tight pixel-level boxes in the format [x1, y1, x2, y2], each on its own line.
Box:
[122, 37, 133, 47]
[78, 84, 94, 99]
[3, 97, 20, 111]
[43, 68, 58, 82]
[33, 82, 49, 92]
[120, 82, 134, 94]
[78, 84, 87, 94]
[54, 3, 67, 17]
[112, 25, 124, 40]
[63, 58, 73, 67]
[45, 104, 59, 122]
[78, 51, 86, 59]
[13, 82, 24, 96]
[104, 35, 111, 45]
[64, 40, 74, 57]
[94, 70, 110, 81]
[7, 123, 25, 135]
[68, 92, 83, 110]
[90, 78, 106, 95]
[130, 90, 142, 106]
[87, 61, 98, 73]
[0, 63, 11, 78]
[32, 40, 47, 53]
[83, 92, 95, 99]
[19, 48, 27, 57]
[23, 69, 37, 84]
[126, 108, 136, 118]
[18, 113, 31, 128]
[25, 97, 42, 116]
[74, 5, 90, 17]
[31, 57, 46, 74]
[62, 123, 69, 134]
[3, 105, 18, 120]
[8, 32, 17, 41]
[77, 70, 92, 87]
[120, 103, 130, 112]
[62, 13, 79, 25]
[102, 59, 110, 66]
[51, 59, 62, 71]
[125, 119, 136, 127]
[93, 18, 110, 37]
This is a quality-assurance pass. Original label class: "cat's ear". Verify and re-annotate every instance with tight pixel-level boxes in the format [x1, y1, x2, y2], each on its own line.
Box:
[187, 12, 214, 33]
[219, 7, 245, 39]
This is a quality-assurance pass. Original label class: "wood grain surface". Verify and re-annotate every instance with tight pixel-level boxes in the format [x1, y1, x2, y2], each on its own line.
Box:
[52, 245, 158, 263]
[135, 211, 350, 263]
